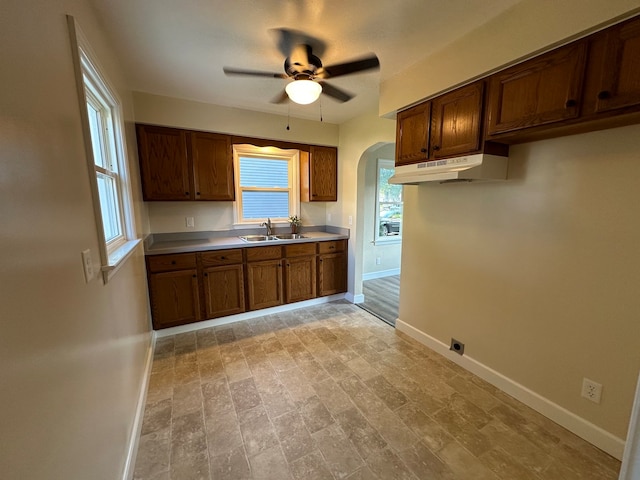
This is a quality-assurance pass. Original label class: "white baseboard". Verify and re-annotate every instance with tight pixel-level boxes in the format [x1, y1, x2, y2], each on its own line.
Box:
[155, 294, 346, 338]
[345, 292, 365, 304]
[122, 331, 156, 480]
[362, 268, 400, 281]
[396, 319, 626, 460]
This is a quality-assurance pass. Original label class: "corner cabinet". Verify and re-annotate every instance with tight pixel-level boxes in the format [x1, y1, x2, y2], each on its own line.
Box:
[136, 124, 234, 201]
[301, 146, 338, 202]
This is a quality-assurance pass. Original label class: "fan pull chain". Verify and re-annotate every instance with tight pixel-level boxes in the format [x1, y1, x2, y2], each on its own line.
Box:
[320, 99, 323, 122]
[286, 104, 290, 130]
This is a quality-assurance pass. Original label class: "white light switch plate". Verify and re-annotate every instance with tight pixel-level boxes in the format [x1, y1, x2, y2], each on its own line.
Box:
[81, 249, 93, 283]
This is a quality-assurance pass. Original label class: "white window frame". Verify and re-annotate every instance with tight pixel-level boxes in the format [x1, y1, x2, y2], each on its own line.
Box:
[68, 16, 139, 283]
[232, 144, 300, 227]
[374, 158, 403, 245]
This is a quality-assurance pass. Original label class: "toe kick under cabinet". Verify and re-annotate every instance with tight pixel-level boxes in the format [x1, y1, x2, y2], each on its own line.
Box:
[145, 239, 347, 329]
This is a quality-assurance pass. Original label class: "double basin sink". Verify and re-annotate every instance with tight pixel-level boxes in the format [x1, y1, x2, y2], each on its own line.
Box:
[239, 233, 306, 243]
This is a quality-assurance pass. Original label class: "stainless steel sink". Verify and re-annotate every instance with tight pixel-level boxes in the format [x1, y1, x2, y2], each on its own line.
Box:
[238, 233, 307, 242]
[274, 234, 306, 240]
[238, 235, 277, 242]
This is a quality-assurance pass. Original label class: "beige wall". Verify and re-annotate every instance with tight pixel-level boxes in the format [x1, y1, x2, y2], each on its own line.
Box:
[1, 1, 152, 478]
[133, 92, 339, 233]
[336, 110, 397, 299]
[380, 0, 640, 115]
[399, 124, 640, 439]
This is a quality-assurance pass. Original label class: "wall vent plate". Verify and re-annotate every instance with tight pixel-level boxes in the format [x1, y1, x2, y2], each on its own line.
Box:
[450, 338, 464, 355]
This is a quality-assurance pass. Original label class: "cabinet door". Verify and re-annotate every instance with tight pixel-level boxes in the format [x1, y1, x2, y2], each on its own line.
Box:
[431, 82, 484, 158]
[487, 42, 587, 135]
[318, 252, 347, 297]
[308, 146, 337, 201]
[190, 131, 235, 201]
[395, 102, 431, 166]
[284, 255, 317, 303]
[594, 17, 640, 113]
[246, 260, 283, 310]
[148, 269, 199, 329]
[137, 124, 192, 201]
[202, 264, 245, 319]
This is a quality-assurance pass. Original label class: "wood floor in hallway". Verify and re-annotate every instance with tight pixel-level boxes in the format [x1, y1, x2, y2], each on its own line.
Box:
[359, 275, 400, 326]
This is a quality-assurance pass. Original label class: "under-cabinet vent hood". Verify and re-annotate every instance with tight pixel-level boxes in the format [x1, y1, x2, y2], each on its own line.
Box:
[389, 154, 508, 185]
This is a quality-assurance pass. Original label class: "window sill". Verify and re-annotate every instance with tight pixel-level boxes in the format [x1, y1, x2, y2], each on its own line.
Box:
[373, 237, 402, 246]
[100, 239, 142, 283]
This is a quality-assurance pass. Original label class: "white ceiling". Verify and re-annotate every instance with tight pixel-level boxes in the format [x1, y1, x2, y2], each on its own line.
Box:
[89, 0, 522, 124]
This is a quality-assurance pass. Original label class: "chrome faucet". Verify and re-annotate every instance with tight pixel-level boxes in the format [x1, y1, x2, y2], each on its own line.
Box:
[260, 218, 273, 236]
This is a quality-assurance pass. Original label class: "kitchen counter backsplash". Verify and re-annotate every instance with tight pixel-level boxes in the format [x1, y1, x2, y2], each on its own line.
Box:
[144, 225, 350, 255]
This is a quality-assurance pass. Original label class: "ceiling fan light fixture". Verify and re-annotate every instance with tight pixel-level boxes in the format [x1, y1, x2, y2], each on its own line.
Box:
[285, 79, 322, 104]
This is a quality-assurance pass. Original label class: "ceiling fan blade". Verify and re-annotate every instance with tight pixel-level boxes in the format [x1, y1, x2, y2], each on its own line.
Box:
[272, 28, 326, 58]
[270, 90, 289, 104]
[290, 44, 310, 69]
[318, 54, 380, 79]
[223, 67, 288, 79]
[318, 81, 354, 103]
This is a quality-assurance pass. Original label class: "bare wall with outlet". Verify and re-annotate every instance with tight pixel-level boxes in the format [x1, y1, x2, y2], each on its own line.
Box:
[399, 124, 640, 441]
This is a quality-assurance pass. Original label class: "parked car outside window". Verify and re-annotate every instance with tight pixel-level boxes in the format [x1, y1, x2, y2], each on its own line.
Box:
[379, 207, 402, 236]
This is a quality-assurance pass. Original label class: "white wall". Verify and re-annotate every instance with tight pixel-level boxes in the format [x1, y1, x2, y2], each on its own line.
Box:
[1, 1, 152, 478]
[361, 144, 402, 278]
[399, 124, 640, 449]
[133, 92, 339, 233]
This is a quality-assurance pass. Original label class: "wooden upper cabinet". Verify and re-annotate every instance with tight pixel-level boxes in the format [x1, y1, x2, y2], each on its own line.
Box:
[301, 146, 337, 202]
[396, 101, 431, 165]
[431, 82, 484, 159]
[137, 125, 191, 201]
[137, 124, 235, 202]
[487, 41, 587, 136]
[592, 16, 640, 113]
[190, 131, 235, 201]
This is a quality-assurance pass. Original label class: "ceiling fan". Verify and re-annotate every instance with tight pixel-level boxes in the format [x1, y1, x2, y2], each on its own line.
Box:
[223, 28, 380, 105]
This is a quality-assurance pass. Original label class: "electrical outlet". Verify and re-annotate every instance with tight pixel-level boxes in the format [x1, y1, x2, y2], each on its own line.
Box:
[450, 338, 464, 355]
[348, 215, 353, 225]
[327, 213, 332, 222]
[185, 217, 195, 228]
[581, 378, 602, 404]
[376, 257, 381, 265]
[81, 249, 93, 283]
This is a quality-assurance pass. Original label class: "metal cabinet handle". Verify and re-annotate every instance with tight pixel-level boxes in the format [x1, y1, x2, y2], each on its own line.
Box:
[597, 91, 611, 100]
[565, 99, 577, 108]
[433, 145, 440, 151]
[420, 148, 427, 153]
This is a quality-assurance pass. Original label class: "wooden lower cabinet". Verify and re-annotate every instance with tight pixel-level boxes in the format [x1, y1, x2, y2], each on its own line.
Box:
[146, 239, 347, 329]
[148, 269, 200, 329]
[246, 259, 284, 310]
[202, 264, 245, 318]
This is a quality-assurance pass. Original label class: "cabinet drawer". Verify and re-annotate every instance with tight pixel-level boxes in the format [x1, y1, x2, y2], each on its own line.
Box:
[245, 245, 283, 262]
[284, 242, 316, 257]
[318, 240, 346, 254]
[146, 253, 197, 273]
[200, 249, 243, 266]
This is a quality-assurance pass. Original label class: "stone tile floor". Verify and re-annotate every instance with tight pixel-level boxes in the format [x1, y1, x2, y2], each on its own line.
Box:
[134, 301, 621, 479]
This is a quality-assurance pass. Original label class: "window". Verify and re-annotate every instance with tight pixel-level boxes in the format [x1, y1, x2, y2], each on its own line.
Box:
[68, 16, 138, 281]
[375, 159, 403, 243]
[233, 145, 299, 225]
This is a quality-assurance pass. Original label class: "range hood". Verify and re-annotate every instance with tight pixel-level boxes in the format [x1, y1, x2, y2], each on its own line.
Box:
[389, 154, 509, 185]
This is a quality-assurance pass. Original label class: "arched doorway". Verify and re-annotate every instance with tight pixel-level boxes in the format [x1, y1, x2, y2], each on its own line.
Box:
[354, 142, 401, 325]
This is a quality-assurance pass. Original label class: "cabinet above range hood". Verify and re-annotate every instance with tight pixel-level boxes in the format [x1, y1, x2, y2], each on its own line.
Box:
[388, 154, 509, 185]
